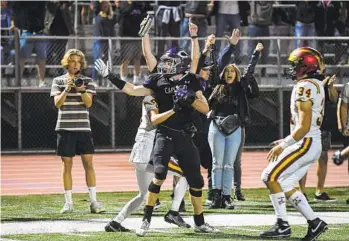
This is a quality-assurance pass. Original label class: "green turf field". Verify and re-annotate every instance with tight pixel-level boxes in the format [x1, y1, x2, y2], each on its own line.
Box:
[2, 187, 348, 221]
[1, 187, 348, 241]
[2, 224, 349, 241]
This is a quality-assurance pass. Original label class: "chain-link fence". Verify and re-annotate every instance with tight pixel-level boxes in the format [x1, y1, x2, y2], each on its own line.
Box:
[1, 31, 349, 153]
[0, 86, 346, 153]
[1, 33, 349, 88]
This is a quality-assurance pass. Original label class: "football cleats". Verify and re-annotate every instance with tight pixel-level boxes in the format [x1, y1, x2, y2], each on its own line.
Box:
[286, 47, 325, 80]
[157, 47, 191, 75]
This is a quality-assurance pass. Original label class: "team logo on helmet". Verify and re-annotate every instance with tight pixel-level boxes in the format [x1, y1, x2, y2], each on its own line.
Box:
[286, 47, 325, 80]
[157, 47, 191, 75]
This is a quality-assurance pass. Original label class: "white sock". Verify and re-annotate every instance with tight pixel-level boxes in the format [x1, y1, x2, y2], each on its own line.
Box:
[88, 186, 97, 203]
[171, 177, 188, 211]
[64, 190, 73, 204]
[270, 193, 288, 222]
[288, 191, 316, 221]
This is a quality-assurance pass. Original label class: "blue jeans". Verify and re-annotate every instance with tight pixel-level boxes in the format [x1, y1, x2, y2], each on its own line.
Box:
[92, 40, 108, 79]
[248, 24, 270, 64]
[215, 13, 241, 60]
[180, 17, 208, 52]
[208, 122, 242, 195]
[20, 32, 47, 59]
[294, 22, 316, 49]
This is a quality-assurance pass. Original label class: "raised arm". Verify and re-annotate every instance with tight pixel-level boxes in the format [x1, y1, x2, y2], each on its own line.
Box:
[140, 16, 157, 72]
[95, 59, 153, 96]
[189, 22, 200, 74]
[218, 29, 241, 73]
[244, 43, 263, 76]
[142, 34, 157, 72]
[197, 34, 216, 73]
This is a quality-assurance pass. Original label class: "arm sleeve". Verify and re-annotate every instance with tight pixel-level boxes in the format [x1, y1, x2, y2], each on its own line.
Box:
[244, 49, 260, 76]
[218, 44, 235, 73]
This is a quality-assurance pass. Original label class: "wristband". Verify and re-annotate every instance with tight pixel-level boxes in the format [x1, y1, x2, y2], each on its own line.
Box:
[279, 135, 297, 149]
[191, 35, 198, 39]
[107, 73, 126, 90]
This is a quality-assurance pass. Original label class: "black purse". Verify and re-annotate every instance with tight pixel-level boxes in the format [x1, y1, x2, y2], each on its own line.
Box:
[214, 114, 241, 136]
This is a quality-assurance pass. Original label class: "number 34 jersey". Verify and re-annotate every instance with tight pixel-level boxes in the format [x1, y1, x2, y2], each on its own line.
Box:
[290, 78, 325, 140]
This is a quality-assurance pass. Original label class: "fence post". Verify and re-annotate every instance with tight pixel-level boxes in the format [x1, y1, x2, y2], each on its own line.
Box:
[17, 90, 22, 151]
[14, 29, 22, 151]
[74, 0, 78, 48]
[14, 29, 21, 87]
[276, 38, 282, 85]
[278, 88, 284, 139]
[110, 90, 116, 149]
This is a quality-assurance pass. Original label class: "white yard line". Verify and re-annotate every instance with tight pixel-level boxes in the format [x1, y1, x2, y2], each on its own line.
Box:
[1, 212, 349, 236]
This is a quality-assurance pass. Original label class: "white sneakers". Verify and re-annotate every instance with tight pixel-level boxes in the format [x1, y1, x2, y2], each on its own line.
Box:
[194, 223, 221, 233]
[60, 201, 105, 214]
[136, 220, 150, 237]
[60, 202, 73, 214]
[90, 201, 105, 214]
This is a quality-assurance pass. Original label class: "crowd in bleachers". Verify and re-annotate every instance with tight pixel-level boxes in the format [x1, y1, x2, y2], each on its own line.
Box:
[1, 1, 349, 87]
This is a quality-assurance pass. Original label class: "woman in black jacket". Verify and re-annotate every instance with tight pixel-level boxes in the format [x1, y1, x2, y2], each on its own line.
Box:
[207, 43, 262, 209]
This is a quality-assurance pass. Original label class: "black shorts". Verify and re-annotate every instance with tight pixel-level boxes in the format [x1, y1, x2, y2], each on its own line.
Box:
[150, 126, 204, 189]
[56, 131, 95, 157]
[321, 130, 331, 152]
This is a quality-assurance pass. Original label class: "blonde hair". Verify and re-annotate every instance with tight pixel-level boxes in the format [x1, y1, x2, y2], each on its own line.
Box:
[61, 49, 87, 69]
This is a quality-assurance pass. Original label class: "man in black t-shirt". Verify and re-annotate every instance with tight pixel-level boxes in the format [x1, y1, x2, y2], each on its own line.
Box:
[95, 48, 219, 236]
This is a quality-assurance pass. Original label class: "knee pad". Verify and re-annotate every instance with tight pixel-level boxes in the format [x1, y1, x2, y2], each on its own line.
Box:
[189, 187, 202, 197]
[186, 174, 204, 190]
[148, 181, 161, 194]
[154, 166, 168, 180]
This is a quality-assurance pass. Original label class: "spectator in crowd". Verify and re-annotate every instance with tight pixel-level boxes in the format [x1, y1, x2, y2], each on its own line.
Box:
[214, 1, 243, 63]
[80, 1, 94, 25]
[208, 33, 261, 209]
[337, 79, 349, 181]
[155, 1, 182, 57]
[92, 0, 117, 80]
[180, 1, 213, 52]
[294, 0, 317, 48]
[50, 48, 104, 214]
[116, 0, 151, 85]
[299, 74, 338, 202]
[10, 1, 47, 87]
[247, 1, 273, 77]
[45, 1, 74, 76]
[1, 0, 13, 66]
[314, 1, 347, 64]
[332, 145, 349, 204]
